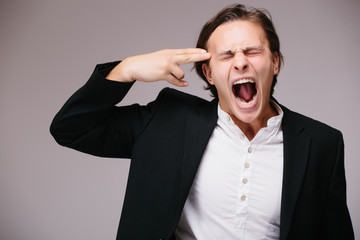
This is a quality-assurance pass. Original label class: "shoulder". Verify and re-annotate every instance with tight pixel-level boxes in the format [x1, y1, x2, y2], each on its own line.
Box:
[280, 104, 343, 140]
[156, 87, 214, 110]
[159, 87, 211, 104]
[149, 88, 218, 122]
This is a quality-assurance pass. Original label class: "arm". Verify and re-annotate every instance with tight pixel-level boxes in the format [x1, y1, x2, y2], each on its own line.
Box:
[50, 49, 211, 158]
[50, 61, 141, 158]
[322, 132, 354, 239]
[106, 48, 211, 86]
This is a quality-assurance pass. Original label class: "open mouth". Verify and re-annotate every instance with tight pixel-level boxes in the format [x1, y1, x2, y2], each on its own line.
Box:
[232, 79, 257, 105]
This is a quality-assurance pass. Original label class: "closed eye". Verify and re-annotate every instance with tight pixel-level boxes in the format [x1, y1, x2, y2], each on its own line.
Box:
[217, 47, 264, 60]
[220, 54, 234, 60]
[218, 51, 234, 60]
[243, 48, 264, 56]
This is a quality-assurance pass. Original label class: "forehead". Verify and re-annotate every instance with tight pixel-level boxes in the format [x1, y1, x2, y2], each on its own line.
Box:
[207, 20, 268, 51]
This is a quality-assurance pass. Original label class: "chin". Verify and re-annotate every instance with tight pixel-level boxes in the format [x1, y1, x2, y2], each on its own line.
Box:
[233, 109, 260, 124]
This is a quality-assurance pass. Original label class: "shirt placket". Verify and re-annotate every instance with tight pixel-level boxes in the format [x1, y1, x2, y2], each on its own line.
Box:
[234, 134, 252, 229]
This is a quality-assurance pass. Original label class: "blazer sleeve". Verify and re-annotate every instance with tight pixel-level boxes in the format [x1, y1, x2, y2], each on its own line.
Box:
[50, 62, 162, 158]
[322, 132, 354, 239]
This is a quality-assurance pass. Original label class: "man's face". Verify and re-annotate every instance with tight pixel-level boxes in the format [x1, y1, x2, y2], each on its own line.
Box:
[203, 20, 279, 128]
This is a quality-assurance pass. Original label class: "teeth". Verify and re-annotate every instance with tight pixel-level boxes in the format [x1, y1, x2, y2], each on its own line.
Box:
[234, 78, 254, 85]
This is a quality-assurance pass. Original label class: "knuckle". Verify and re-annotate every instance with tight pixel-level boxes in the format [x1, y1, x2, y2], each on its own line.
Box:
[161, 68, 169, 77]
[161, 58, 170, 69]
[166, 75, 176, 83]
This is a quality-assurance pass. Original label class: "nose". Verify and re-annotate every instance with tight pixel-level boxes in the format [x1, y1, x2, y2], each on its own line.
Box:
[233, 52, 248, 71]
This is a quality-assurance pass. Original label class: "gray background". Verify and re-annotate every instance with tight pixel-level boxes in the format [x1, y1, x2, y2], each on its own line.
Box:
[1, 0, 359, 239]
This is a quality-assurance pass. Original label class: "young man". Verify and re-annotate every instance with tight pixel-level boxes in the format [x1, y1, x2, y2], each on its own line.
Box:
[51, 4, 354, 240]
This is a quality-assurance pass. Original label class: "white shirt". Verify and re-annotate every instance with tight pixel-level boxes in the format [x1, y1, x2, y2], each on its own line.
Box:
[176, 102, 284, 240]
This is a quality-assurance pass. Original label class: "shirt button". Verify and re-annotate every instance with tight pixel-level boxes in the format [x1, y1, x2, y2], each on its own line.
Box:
[242, 178, 248, 184]
[241, 195, 247, 201]
[248, 147, 252, 153]
[244, 162, 250, 168]
[226, 115, 231, 121]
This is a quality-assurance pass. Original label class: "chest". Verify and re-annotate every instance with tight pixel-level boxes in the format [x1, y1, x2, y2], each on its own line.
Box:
[182, 123, 284, 238]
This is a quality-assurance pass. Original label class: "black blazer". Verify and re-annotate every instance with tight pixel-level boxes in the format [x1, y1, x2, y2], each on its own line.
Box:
[51, 63, 354, 240]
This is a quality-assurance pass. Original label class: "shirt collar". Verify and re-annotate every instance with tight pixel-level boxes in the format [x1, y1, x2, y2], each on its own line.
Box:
[217, 100, 283, 142]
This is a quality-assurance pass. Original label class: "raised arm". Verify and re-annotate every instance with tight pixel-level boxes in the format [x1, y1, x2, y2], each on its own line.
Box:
[106, 48, 211, 86]
[50, 49, 211, 158]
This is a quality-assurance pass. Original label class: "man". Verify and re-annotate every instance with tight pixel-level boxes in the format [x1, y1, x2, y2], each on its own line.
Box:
[50, 4, 354, 240]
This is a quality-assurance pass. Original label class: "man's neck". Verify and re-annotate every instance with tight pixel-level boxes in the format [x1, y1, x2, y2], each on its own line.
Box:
[230, 104, 278, 141]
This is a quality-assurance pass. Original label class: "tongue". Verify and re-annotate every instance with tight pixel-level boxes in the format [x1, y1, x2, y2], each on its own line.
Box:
[238, 82, 255, 102]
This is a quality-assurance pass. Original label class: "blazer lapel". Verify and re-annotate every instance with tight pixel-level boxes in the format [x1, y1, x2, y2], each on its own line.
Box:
[279, 106, 311, 240]
[180, 99, 218, 200]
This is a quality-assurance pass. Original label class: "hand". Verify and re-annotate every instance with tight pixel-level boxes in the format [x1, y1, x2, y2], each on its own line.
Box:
[106, 48, 211, 87]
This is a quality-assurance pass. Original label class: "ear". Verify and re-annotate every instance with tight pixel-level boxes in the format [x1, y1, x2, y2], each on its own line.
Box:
[272, 52, 280, 75]
[202, 63, 214, 85]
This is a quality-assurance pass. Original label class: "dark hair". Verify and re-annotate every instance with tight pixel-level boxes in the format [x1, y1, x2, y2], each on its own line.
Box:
[195, 4, 284, 98]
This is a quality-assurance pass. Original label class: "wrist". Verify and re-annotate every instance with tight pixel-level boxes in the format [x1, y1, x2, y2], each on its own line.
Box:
[106, 58, 134, 83]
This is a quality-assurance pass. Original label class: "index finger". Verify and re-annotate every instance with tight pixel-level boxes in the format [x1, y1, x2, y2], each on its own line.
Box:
[172, 48, 208, 55]
[175, 51, 212, 65]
